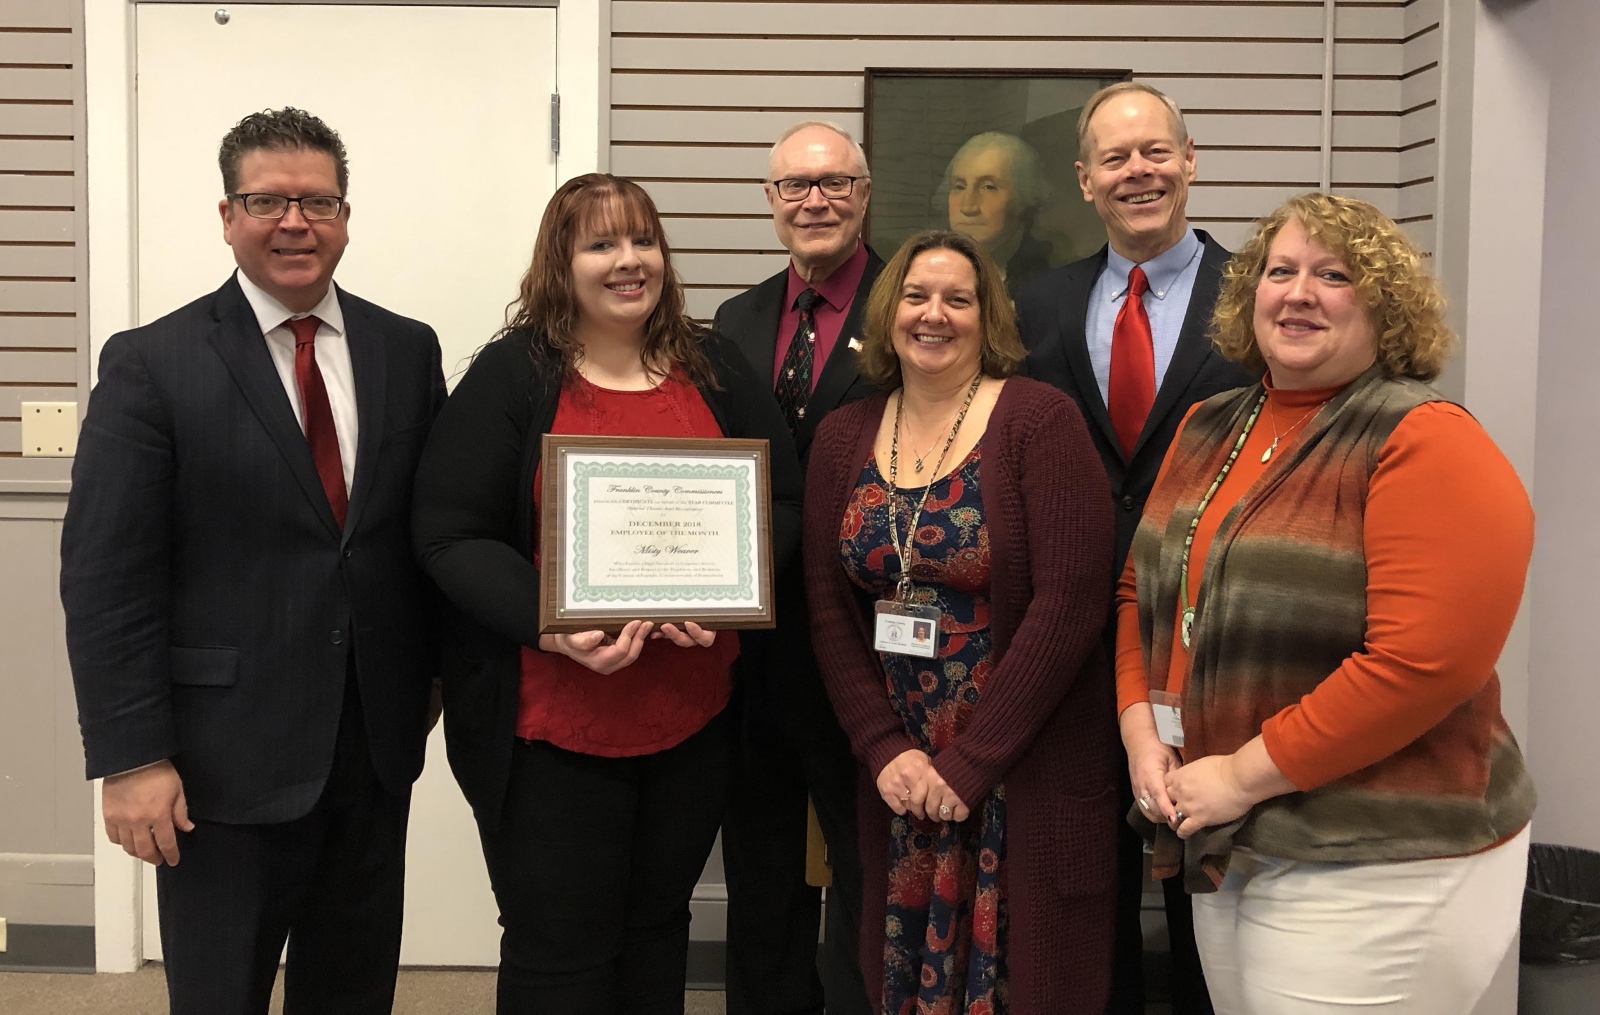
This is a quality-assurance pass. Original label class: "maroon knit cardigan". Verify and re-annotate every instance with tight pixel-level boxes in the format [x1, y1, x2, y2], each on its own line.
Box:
[803, 376, 1120, 1013]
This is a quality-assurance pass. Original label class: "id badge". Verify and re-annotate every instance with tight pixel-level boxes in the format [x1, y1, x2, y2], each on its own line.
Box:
[873, 600, 941, 658]
[1149, 690, 1185, 748]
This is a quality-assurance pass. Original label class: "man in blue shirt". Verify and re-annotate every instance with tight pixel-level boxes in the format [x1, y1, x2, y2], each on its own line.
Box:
[1015, 82, 1253, 1015]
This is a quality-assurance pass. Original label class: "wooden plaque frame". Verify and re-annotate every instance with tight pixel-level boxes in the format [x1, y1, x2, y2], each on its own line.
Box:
[538, 434, 776, 634]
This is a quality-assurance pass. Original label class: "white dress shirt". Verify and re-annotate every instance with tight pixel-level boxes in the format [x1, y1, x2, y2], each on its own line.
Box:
[235, 269, 359, 493]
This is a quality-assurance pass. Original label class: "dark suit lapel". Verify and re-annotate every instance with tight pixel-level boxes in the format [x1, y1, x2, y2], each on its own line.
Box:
[1131, 231, 1229, 460]
[732, 272, 786, 390]
[340, 288, 387, 543]
[1059, 247, 1121, 455]
[207, 276, 341, 538]
[802, 248, 885, 453]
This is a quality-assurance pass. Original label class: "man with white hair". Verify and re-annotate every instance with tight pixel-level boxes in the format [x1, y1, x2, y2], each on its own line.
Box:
[1017, 81, 1253, 1015]
[713, 120, 881, 1015]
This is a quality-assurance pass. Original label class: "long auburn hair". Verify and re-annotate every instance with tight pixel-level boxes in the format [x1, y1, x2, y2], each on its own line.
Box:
[501, 173, 715, 387]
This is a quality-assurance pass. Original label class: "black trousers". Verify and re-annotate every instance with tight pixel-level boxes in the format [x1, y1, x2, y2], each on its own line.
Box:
[1105, 742, 1213, 1015]
[156, 672, 411, 1015]
[722, 645, 870, 1015]
[480, 707, 734, 1015]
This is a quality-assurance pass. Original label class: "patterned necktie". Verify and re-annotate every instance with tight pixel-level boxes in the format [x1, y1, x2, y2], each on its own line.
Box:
[288, 315, 348, 528]
[1107, 265, 1156, 458]
[775, 288, 825, 435]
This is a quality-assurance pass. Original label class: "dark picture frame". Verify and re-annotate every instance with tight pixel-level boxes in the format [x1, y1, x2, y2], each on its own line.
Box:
[864, 68, 1131, 292]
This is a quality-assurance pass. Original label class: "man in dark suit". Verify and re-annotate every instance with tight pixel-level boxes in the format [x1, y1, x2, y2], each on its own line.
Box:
[1015, 83, 1254, 1015]
[61, 108, 443, 1015]
[713, 120, 881, 1015]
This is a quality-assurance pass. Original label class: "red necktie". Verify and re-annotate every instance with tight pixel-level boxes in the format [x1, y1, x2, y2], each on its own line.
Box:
[289, 316, 348, 528]
[1108, 265, 1156, 458]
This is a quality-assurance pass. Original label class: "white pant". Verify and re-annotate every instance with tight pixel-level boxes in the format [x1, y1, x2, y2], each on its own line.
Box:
[1193, 825, 1531, 1015]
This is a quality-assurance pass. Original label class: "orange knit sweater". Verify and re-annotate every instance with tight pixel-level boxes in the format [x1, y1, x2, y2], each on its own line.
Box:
[1116, 381, 1535, 791]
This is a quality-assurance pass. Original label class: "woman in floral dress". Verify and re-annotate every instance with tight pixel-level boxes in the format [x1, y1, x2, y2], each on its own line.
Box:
[803, 230, 1120, 1013]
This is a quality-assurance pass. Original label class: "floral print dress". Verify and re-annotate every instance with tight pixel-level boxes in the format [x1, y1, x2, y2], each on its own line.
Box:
[840, 442, 1008, 1015]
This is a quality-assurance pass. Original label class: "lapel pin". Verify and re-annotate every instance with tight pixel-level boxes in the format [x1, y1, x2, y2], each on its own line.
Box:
[848, 336, 863, 352]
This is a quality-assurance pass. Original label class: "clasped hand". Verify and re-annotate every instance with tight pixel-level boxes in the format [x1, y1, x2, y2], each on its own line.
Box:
[1124, 704, 1274, 841]
[876, 749, 970, 823]
[1163, 754, 1260, 840]
[1131, 738, 1256, 840]
[538, 620, 716, 674]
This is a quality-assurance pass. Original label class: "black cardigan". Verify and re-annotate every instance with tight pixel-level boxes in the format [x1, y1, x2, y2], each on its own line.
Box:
[411, 330, 803, 828]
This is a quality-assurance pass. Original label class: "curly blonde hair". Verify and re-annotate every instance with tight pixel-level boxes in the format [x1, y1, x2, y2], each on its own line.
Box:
[1209, 193, 1455, 382]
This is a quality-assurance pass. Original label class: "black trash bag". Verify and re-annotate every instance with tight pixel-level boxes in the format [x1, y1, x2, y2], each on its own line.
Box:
[1522, 843, 1600, 965]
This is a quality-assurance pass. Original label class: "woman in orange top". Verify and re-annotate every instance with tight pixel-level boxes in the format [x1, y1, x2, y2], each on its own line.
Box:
[1116, 194, 1535, 1015]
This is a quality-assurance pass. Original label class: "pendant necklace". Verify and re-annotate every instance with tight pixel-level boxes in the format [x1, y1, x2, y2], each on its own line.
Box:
[888, 373, 983, 600]
[1260, 400, 1321, 463]
[902, 402, 963, 473]
[1178, 392, 1266, 649]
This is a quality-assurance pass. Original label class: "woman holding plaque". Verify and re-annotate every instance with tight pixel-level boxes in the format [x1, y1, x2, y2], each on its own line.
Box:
[1116, 194, 1533, 1014]
[412, 173, 801, 1014]
[802, 229, 1118, 1013]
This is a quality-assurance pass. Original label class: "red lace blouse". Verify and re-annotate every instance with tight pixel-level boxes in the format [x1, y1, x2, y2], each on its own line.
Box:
[520, 371, 740, 757]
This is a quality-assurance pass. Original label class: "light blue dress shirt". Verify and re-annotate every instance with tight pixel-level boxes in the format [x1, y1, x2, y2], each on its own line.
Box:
[1085, 228, 1204, 406]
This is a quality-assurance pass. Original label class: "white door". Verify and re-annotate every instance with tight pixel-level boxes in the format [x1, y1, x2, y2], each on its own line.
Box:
[133, 2, 558, 966]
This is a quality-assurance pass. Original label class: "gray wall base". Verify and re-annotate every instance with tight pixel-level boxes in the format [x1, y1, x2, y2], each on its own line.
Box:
[0, 924, 95, 973]
[686, 940, 726, 990]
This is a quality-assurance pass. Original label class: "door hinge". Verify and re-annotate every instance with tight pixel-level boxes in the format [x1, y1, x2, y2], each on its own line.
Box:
[550, 93, 561, 157]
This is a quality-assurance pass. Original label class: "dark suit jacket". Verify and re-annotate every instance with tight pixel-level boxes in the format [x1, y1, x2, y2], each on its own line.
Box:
[61, 275, 445, 824]
[1015, 230, 1256, 573]
[712, 247, 886, 469]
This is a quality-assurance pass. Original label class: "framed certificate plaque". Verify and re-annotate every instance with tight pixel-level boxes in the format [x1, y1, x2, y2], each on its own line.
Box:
[538, 435, 776, 634]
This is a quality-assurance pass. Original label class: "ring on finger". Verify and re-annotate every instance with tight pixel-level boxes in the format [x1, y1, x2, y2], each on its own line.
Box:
[1138, 794, 1153, 812]
[1173, 810, 1186, 824]
[938, 804, 952, 819]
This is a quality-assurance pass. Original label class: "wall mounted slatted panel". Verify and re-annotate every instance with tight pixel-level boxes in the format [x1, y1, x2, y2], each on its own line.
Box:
[0, 0, 84, 484]
[610, 0, 1416, 319]
[1396, 0, 1441, 256]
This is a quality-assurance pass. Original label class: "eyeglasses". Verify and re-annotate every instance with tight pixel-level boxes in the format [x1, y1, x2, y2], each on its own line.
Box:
[228, 193, 346, 221]
[769, 176, 864, 202]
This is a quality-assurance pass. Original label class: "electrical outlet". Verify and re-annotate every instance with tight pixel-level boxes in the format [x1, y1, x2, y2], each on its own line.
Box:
[20, 401, 79, 457]
[1, 915, 8, 951]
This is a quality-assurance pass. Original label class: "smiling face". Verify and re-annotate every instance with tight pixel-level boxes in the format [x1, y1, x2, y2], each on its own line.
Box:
[1252, 217, 1379, 389]
[947, 144, 1020, 249]
[220, 147, 349, 313]
[569, 202, 665, 338]
[1076, 91, 1196, 263]
[765, 125, 870, 279]
[890, 248, 984, 386]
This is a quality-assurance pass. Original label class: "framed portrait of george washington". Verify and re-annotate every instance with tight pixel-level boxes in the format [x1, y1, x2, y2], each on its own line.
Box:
[864, 68, 1131, 295]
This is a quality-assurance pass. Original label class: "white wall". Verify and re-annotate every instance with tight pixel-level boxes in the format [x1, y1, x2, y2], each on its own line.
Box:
[1526, 0, 1600, 852]
[1460, 0, 1551, 749]
[1453, 3, 1583, 1010]
[1456, 0, 1600, 856]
